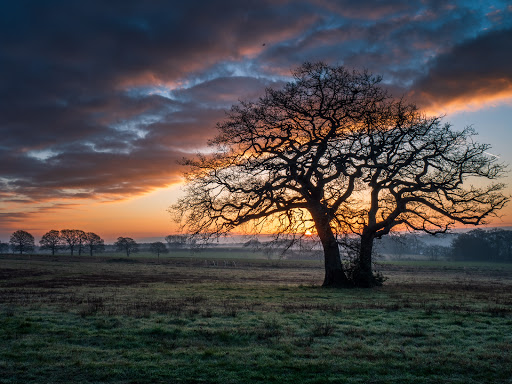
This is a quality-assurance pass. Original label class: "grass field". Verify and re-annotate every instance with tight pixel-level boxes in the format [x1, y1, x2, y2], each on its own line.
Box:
[1, 253, 511, 383]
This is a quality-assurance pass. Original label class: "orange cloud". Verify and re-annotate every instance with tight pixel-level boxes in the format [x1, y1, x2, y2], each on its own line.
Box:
[415, 84, 512, 116]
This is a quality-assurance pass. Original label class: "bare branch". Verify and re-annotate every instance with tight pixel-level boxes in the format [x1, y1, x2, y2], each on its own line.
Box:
[170, 62, 510, 288]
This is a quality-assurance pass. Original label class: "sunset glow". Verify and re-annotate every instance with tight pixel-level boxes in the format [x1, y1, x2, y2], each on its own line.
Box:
[1, 1, 511, 243]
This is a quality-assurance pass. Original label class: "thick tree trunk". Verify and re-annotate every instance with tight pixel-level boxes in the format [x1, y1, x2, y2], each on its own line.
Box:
[321, 238, 351, 287]
[354, 232, 377, 287]
[311, 208, 351, 287]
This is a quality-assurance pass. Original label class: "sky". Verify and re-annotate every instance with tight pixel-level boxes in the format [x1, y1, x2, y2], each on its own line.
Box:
[1, 0, 512, 243]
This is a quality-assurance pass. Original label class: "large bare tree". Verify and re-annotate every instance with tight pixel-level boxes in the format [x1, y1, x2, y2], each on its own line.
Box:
[171, 62, 509, 287]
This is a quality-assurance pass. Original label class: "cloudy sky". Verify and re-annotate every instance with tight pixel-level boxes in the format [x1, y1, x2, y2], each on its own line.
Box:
[1, 0, 512, 242]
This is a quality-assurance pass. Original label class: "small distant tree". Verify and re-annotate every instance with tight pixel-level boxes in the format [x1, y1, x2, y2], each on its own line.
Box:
[0, 241, 9, 253]
[149, 241, 168, 259]
[39, 230, 62, 255]
[165, 234, 189, 249]
[115, 237, 139, 257]
[60, 229, 86, 256]
[9, 230, 35, 255]
[243, 239, 261, 250]
[84, 232, 105, 256]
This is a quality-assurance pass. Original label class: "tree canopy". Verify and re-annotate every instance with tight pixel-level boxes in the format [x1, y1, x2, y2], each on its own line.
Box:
[10, 230, 35, 255]
[84, 232, 105, 257]
[39, 230, 62, 255]
[149, 241, 168, 258]
[115, 237, 139, 257]
[172, 62, 509, 287]
[451, 229, 512, 262]
[60, 229, 86, 256]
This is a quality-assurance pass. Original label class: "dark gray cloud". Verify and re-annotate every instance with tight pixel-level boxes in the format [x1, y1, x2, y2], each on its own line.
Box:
[1, 0, 511, 219]
[410, 27, 512, 109]
[1, 1, 317, 200]
[258, 2, 488, 86]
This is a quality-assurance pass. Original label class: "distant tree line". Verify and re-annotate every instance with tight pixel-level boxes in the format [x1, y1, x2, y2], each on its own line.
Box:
[0, 229, 105, 256]
[5, 228, 507, 262]
[373, 234, 451, 261]
[164, 234, 195, 248]
[0, 230, 194, 258]
[374, 229, 512, 262]
[450, 229, 512, 262]
[111, 235, 195, 257]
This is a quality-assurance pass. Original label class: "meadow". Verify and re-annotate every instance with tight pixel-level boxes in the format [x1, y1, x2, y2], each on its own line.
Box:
[1, 252, 511, 383]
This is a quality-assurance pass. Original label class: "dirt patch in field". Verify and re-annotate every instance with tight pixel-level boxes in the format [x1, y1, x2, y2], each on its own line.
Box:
[1, 254, 511, 291]
[0, 271, 221, 288]
[0, 268, 48, 280]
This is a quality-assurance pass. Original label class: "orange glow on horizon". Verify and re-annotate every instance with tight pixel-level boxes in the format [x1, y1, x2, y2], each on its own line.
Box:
[420, 90, 512, 116]
[2, 189, 510, 244]
[2, 92, 511, 244]
[0, 184, 185, 243]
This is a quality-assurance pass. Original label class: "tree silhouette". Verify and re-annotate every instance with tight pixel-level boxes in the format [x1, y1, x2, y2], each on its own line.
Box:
[39, 229, 62, 255]
[10, 230, 35, 255]
[77, 231, 88, 256]
[84, 232, 105, 256]
[115, 237, 139, 257]
[165, 234, 190, 249]
[451, 229, 512, 262]
[172, 62, 509, 287]
[149, 241, 168, 259]
[60, 229, 86, 256]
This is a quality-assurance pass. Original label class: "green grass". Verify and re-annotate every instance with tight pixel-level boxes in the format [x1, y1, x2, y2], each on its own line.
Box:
[1, 254, 511, 383]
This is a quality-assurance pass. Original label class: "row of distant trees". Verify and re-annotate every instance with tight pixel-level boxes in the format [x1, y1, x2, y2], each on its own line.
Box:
[3, 229, 510, 262]
[373, 229, 512, 262]
[0, 229, 106, 256]
[374, 234, 451, 261]
[0, 230, 195, 257]
[241, 230, 511, 263]
[111, 235, 196, 257]
[450, 229, 512, 262]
